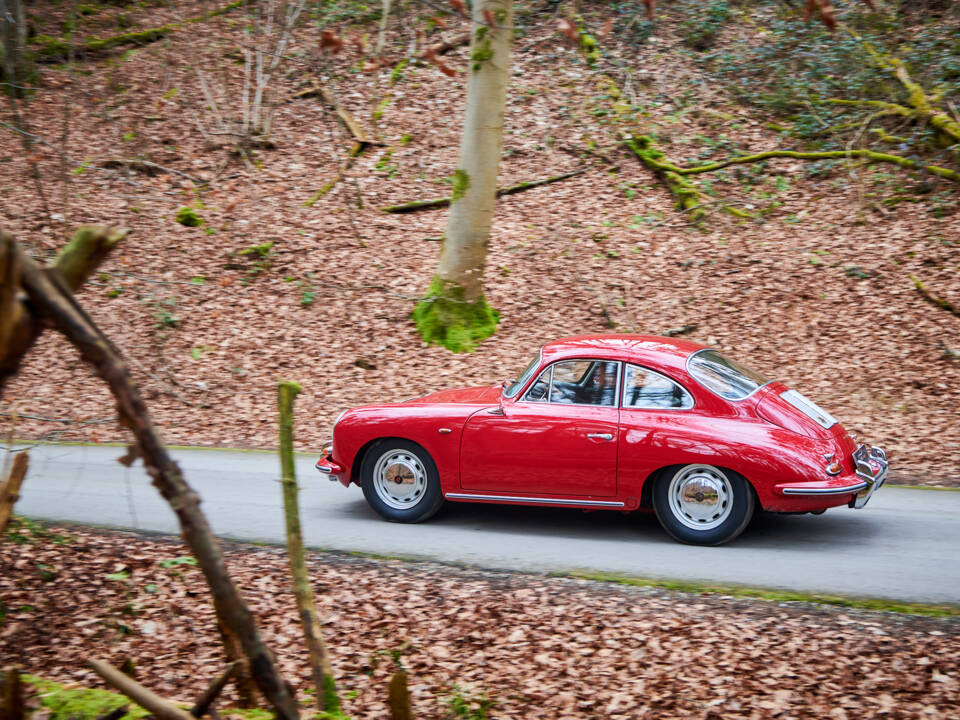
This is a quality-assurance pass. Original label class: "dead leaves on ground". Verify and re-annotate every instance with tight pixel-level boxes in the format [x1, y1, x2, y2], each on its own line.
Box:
[1, 526, 958, 719]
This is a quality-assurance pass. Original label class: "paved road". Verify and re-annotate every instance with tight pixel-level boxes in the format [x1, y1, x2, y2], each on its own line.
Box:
[11, 444, 960, 605]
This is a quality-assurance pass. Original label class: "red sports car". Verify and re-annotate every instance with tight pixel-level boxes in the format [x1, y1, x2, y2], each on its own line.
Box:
[316, 335, 888, 545]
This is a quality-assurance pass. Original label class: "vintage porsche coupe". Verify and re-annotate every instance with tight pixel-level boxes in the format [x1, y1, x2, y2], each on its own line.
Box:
[316, 335, 888, 545]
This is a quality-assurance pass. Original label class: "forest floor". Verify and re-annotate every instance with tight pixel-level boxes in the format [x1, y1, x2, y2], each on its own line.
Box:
[2, 522, 959, 720]
[1, 1, 958, 484]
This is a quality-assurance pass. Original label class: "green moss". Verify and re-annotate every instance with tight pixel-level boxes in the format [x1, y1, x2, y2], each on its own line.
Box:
[471, 39, 493, 71]
[316, 672, 349, 719]
[412, 276, 499, 353]
[25, 675, 152, 720]
[175, 207, 203, 227]
[562, 572, 960, 617]
[451, 169, 470, 202]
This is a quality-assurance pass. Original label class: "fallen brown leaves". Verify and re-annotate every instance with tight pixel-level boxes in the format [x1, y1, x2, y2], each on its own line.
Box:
[2, 525, 958, 719]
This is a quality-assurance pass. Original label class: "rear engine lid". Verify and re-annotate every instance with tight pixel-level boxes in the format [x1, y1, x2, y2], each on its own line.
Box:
[756, 385, 841, 440]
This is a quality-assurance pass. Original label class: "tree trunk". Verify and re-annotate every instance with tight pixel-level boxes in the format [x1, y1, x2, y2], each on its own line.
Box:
[0, 451, 28, 535]
[12, 240, 300, 720]
[277, 381, 339, 714]
[0, 0, 32, 98]
[412, 0, 512, 353]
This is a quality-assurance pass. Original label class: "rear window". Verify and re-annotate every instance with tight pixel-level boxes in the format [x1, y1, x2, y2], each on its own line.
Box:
[687, 350, 769, 401]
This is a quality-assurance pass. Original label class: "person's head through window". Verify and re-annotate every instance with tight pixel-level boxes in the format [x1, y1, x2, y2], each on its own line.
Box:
[591, 362, 617, 405]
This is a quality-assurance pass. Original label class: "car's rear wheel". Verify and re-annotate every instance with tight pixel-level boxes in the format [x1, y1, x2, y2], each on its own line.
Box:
[653, 464, 754, 545]
[361, 439, 444, 523]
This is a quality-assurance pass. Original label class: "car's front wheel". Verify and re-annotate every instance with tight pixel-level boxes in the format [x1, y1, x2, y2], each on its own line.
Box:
[361, 439, 444, 523]
[653, 464, 754, 545]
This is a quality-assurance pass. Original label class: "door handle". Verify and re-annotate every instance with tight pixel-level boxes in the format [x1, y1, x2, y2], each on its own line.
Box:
[587, 433, 614, 441]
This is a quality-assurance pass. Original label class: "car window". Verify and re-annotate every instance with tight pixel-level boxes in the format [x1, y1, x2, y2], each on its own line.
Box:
[622, 364, 694, 409]
[524, 366, 551, 402]
[687, 350, 769, 401]
[549, 360, 619, 406]
[504, 352, 541, 399]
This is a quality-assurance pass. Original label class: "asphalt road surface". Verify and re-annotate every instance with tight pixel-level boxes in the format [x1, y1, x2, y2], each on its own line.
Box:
[12, 444, 960, 605]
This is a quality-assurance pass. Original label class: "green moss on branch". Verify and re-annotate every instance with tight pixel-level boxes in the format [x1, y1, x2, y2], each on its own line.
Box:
[412, 277, 499, 353]
[32, 0, 244, 62]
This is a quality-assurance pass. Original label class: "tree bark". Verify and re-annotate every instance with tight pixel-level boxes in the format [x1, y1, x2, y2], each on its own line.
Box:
[278, 381, 339, 713]
[1, 665, 24, 720]
[411, 0, 512, 352]
[0, 451, 28, 535]
[0, 232, 18, 352]
[436, 0, 514, 301]
[189, 661, 240, 719]
[0, 225, 128, 394]
[0, 0, 31, 98]
[13, 240, 300, 720]
[387, 671, 411, 720]
[88, 660, 194, 720]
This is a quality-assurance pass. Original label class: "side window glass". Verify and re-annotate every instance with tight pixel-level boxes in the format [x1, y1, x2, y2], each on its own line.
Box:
[524, 367, 551, 402]
[550, 360, 619, 406]
[622, 364, 693, 409]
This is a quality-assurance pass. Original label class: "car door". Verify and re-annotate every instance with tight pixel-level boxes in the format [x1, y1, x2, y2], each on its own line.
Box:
[616, 363, 698, 490]
[459, 359, 620, 497]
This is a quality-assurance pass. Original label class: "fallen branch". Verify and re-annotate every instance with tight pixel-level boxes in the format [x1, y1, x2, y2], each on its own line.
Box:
[0, 226, 127, 393]
[278, 381, 339, 713]
[0, 452, 29, 535]
[88, 660, 193, 720]
[190, 661, 240, 719]
[32, 1, 246, 62]
[381, 167, 592, 213]
[621, 136, 706, 223]
[910, 275, 959, 318]
[12, 237, 299, 720]
[99, 159, 206, 185]
[293, 86, 377, 147]
[634, 144, 960, 183]
[418, 32, 470, 58]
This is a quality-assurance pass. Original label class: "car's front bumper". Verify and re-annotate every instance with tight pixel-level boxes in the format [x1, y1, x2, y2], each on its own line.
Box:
[315, 454, 350, 487]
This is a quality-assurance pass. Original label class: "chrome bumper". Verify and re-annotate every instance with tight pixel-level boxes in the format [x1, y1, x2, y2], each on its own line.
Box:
[849, 444, 888, 509]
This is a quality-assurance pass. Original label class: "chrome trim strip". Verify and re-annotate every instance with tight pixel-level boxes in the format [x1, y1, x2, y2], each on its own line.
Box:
[315, 465, 333, 474]
[781, 483, 867, 496]
[445, 492, 625, 507]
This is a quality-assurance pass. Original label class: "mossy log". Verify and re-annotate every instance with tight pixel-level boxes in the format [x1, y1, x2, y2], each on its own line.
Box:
[382, 167, 591, 213]
[387, 671, 411, 720]
[0, 225, 128, 392]
[657, 148, 959, 183]
[844, 30, 960, 145]
[32, 0, 244, 62]
[621, 136, 706, 222]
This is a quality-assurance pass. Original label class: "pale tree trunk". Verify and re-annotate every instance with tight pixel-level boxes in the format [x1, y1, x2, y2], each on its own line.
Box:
[412, 0, 513, 353]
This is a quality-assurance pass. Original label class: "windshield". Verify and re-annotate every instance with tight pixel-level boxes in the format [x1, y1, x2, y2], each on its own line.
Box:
[503, 352, 541, 398]
[687, 350, 769, 401]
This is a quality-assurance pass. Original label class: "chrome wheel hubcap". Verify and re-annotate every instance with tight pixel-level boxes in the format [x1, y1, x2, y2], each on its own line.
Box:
[373, 450, 427, 510]
[667, 464, 733, 531]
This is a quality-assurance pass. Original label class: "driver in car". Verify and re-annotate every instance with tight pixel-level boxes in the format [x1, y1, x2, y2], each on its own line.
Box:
[590, 362, 618, 406]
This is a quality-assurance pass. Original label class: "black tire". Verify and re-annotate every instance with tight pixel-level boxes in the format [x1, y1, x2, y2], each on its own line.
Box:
[360, 439, 444, 523]
[652, 464, 755, 546]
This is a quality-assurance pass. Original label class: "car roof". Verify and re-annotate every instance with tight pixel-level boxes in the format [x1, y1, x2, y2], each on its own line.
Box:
[540, 334, 709, 372]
